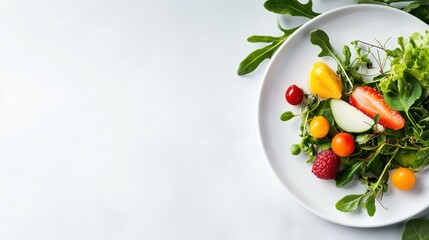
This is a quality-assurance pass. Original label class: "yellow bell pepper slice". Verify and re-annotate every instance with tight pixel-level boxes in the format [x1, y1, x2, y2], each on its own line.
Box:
[309, 62, 343, 99]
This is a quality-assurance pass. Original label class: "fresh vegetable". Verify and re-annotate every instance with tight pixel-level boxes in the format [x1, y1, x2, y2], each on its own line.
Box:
[311, 149, 340, 179]
[380, 30, 429, 92]
[349, 86, 405, 130]
[402, 218, 429, 240]
[330, 99, 382, 133]
[285, 84, 304, 105]
[309, 116, 330, 138]
[309, 62, 343, 99]
[391, 167, 416, 191]
[331, 132, 355, 157]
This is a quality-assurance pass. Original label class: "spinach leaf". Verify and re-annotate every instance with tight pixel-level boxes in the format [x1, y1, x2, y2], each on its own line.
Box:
[384, 71, 422, 112]
[364, 195, 376, 217]
[264, 0, 319, 18]
[335, 194, 365, 212]
[402, 218, 429, 240]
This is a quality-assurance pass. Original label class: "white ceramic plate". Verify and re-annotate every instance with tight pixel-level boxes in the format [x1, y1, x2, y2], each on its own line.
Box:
[258, 4, 429, 228]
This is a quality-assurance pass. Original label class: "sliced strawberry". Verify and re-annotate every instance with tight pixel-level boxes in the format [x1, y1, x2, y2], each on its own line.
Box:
[349, 86, 405, 130]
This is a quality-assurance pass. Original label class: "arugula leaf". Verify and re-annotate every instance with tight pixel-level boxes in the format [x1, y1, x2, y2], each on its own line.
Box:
[264, 0, 319, 18]
[309, 29, 338, 59]
[310, 29, 354, 91]
[402, 218, 429, 240]
[335, 194, 365, 212]
[237, 0, 319, 76]
[237, 26, 298, 76]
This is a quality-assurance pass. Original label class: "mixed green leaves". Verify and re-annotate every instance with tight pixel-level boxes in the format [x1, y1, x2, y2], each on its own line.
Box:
[303, 29, 429, 216]
[238, 0, 429, 76]
[282, 28, 429, 217]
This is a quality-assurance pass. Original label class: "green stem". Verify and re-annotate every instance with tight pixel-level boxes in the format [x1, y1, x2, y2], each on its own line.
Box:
[372, 148, 399, 191]
[389, 144, 429, 151]
[406, 110, 420, 132]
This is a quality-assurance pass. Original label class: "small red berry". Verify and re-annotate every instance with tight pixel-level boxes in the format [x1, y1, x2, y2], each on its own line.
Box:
[312, 150, 341, 180]
[285, 85, 304, 105]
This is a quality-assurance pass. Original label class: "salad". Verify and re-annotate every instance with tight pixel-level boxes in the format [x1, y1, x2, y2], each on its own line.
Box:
[281, 29, 429, 216]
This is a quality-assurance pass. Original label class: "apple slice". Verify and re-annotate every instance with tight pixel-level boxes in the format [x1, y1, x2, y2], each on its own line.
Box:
[330, 99, 383, 133]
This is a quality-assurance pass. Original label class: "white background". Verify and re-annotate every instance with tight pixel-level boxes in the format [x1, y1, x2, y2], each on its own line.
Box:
[0, 0, 427, 239]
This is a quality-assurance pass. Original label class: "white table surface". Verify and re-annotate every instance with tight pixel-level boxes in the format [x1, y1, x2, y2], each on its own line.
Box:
[0, 0, 427, 239]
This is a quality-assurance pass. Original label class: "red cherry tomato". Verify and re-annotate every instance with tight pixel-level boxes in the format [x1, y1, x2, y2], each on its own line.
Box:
[331, 132, 355, 157]
[285, 85, 304, 105]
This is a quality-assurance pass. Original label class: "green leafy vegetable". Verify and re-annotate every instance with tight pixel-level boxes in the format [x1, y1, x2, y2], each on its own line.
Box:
[381, 31, 429, 91]
[237, 25, 298, 76]
[335, 161, 363, 188]
[237, 0, 320, 76]
[335, 194, 365, 212]
[264, 0, 319, 18]
[384, 71, 422, 113]
[405, 4, 429, 24]
[402, 218, 429, 240]
[310, 29, 354, 91]
[280, 111, 296, 121]
[410, 150, 429, 172]
[364, 195, 376, 217]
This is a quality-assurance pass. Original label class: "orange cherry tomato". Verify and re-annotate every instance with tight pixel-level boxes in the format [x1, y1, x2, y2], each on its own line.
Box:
[331, 132, 355, 157]
[392, 167, 416, 191]
[309, 116, 330, 138]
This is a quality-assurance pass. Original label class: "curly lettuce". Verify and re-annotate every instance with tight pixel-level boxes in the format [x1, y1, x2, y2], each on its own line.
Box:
[380, 30, 429, 93]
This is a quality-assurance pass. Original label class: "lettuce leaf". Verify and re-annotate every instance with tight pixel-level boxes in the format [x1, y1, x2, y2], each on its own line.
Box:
[380, 31, 429, 93]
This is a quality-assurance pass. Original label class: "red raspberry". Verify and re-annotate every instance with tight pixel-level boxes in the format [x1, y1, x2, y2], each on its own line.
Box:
[312, 150, 341, 179]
